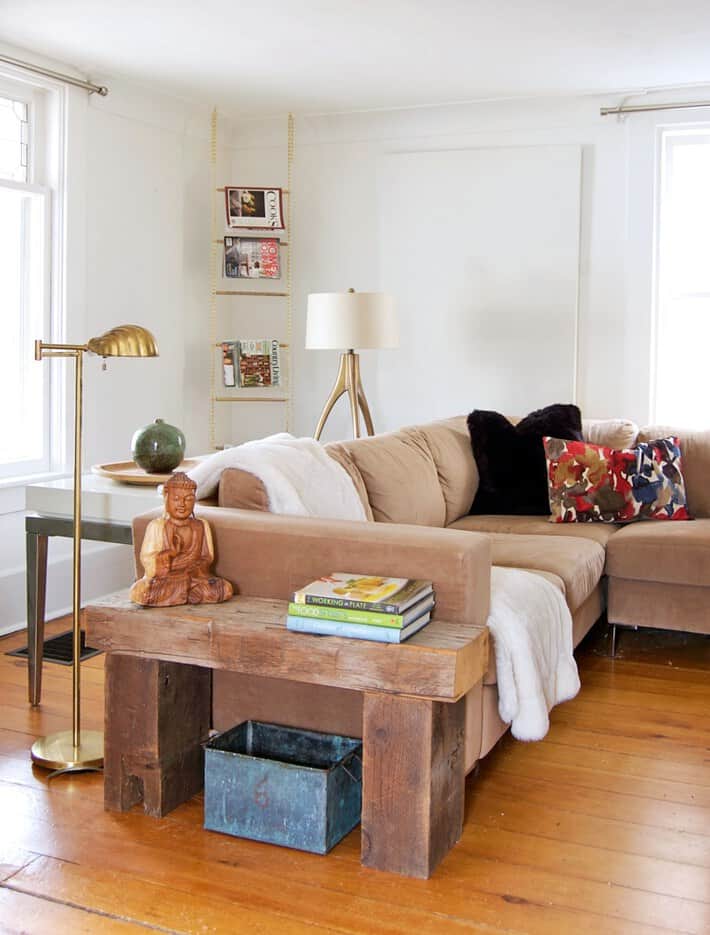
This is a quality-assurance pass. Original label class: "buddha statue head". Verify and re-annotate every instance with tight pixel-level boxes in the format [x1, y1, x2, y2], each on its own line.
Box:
[163, 472, 197, 522]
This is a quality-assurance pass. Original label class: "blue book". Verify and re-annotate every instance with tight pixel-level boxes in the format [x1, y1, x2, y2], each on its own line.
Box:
[286, 612, 431, 643]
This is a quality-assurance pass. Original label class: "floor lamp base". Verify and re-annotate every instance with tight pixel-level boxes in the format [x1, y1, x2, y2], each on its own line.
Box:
[31, 729, 104, 775]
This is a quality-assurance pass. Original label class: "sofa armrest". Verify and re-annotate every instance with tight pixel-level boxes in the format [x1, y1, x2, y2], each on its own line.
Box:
[132, 507, 491, 628]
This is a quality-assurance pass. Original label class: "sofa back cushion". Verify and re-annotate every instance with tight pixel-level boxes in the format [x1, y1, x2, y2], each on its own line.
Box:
[337, 428, 447, 526]
[322, 443, 375, 521]
[582, 418, 639, 449]
[218, 467, 270, 511]
[219, 449, 375, 521]
[217, 416, 641, 526]
[638, 425, 710, 518]
[413, 417, 479, 525]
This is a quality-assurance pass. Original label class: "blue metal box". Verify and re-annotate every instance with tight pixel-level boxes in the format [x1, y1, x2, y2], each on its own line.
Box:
[204, 721, 362, 854]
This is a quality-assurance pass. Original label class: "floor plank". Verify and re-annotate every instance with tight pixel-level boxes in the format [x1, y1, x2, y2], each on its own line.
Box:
[467, 789, 710, 866]
[530, 721, 710, 770]
[5, 855, 342, 935]
[0, 886, 147, 934]
[472, 768, 710, 836]
[1, 616, 709, 935]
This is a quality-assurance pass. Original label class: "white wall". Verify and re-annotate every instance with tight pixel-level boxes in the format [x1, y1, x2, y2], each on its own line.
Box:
[0, 51, 212, 635]
[376, 145, 582, 426]
[226, 89, 710, 442]
[80, 83, 211, 465]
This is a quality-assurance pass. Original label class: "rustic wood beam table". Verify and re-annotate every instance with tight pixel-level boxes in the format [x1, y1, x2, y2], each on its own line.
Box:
[86, 592, 489, 878]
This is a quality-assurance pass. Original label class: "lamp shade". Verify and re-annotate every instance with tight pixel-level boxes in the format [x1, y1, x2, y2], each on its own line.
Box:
[305, 292, 398, 350]
[86, 324, 159, 358]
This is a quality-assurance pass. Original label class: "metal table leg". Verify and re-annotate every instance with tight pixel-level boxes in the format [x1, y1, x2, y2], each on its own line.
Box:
[25, 514, 133, 707]
[26, 530, 48, 706]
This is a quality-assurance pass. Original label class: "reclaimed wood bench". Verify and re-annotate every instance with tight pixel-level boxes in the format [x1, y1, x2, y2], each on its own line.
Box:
[86, 592, 488, 878]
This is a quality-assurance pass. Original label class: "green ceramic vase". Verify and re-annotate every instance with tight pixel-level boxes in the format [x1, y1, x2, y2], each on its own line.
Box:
[131, 418, 186, 473]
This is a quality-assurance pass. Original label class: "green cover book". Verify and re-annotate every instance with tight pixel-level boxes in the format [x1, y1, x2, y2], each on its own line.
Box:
[287, 595, 434, 629]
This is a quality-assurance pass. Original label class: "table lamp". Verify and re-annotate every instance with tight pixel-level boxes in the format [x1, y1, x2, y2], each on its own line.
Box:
[306, 289, 397, 440]
[31, 324, 159, 776]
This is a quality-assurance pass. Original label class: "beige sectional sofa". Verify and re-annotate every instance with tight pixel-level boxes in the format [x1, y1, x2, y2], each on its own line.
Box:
[132, 415, 710, 774]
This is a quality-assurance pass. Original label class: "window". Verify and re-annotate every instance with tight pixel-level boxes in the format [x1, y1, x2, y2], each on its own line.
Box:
[0, 82, 52, 477]
[654, 129, 710, 428]
[0, 95, 28, 181]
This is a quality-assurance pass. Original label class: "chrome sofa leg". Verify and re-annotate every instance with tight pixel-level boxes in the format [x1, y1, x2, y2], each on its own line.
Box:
[610, 623, 618, 658]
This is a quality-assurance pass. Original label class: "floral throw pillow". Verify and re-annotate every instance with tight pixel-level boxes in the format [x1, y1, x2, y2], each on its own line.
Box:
[544, 436, 691, 523]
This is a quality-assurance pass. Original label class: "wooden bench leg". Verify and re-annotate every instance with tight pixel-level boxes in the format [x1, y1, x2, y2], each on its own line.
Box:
[104, 654, 211, 817]
[361, 691, 466, 878]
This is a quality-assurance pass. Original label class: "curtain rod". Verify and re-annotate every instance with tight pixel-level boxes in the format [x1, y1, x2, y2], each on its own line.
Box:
[601, 99, 710, 116]
[0, 53, 108, 96]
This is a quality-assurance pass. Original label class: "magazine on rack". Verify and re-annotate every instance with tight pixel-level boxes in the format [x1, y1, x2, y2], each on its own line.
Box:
[237, 339, 281, 387]
[225, 187, 284, 230]
[224, 236, 281, 279]
[220, 341, 237, 387]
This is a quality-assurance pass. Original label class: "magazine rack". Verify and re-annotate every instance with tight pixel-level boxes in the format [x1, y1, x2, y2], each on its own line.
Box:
[208, 110, 295, 449]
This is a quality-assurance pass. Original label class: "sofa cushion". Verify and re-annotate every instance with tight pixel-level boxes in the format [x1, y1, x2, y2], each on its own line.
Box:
[338, 429, 447, 526]
[218, 450, 374, 521]
[639, 425, 710, 518]
[488, 533, 606, 613]
[409, 416, 479, 525]
[606, 518, 710, 587]
[448, 513, 618, 547]
[468, 404, 583, 516]
[582, 418, 639, 449]
[323, 443, 375, 522]
[218, 467, 270, 511]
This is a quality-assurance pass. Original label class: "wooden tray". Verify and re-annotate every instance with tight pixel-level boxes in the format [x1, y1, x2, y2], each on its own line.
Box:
[91, 460, 200, 486]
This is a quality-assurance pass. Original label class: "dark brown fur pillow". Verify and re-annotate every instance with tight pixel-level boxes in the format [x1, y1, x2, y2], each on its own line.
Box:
[468, 404, 583, 515]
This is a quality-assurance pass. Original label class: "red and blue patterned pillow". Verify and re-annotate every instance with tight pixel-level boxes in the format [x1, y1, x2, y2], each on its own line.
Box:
[544, 436, 691, 523]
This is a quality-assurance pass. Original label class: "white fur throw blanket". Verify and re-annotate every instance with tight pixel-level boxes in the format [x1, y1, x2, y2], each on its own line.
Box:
[488, 566, 580, 741]
[187, 433, 367, 522]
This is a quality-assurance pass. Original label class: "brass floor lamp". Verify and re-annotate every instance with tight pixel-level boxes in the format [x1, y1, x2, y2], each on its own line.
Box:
[31, 324, 158, 776]
[306, 290, 398, 440]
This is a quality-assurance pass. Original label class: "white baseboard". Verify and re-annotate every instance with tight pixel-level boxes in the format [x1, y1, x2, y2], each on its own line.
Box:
[0, 541, 134, 638]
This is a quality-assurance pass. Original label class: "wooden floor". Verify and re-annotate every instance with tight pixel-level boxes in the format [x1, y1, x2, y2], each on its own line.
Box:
[0, 618, 708, 935]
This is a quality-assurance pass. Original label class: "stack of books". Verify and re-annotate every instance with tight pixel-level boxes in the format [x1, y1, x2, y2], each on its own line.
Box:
[287, 573, 435, 643]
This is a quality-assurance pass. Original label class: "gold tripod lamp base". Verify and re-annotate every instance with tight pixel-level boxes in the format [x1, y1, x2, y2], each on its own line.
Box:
[314, 350, 375, 441]
[31, 729, 104, 773]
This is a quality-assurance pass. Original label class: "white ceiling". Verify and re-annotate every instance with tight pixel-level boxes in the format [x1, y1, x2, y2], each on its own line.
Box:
[2, 0, 710, 116]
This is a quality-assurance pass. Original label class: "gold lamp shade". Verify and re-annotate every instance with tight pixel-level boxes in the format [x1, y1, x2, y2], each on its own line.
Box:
[87, 324, 159, 358]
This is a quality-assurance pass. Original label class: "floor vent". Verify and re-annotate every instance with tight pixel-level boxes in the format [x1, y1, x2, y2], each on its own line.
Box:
[7, 630, 102, 665]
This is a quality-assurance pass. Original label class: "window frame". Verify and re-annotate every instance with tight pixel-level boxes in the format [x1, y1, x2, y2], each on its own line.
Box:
[0, 68, 68, 491]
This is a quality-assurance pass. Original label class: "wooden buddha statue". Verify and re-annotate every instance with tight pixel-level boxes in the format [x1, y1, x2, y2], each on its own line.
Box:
[130, 472, 234, 607]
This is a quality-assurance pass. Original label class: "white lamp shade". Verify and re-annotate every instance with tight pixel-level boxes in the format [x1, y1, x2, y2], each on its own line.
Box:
[305, 292, 398, 350]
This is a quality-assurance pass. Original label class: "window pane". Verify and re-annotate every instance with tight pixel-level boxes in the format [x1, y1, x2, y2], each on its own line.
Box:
[0, 96, 28, 182]
[663, 141, 710, 296]
[0, 187, 46, 469]
[655, 296, 710, 427]
[655, 133, 710, 428]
